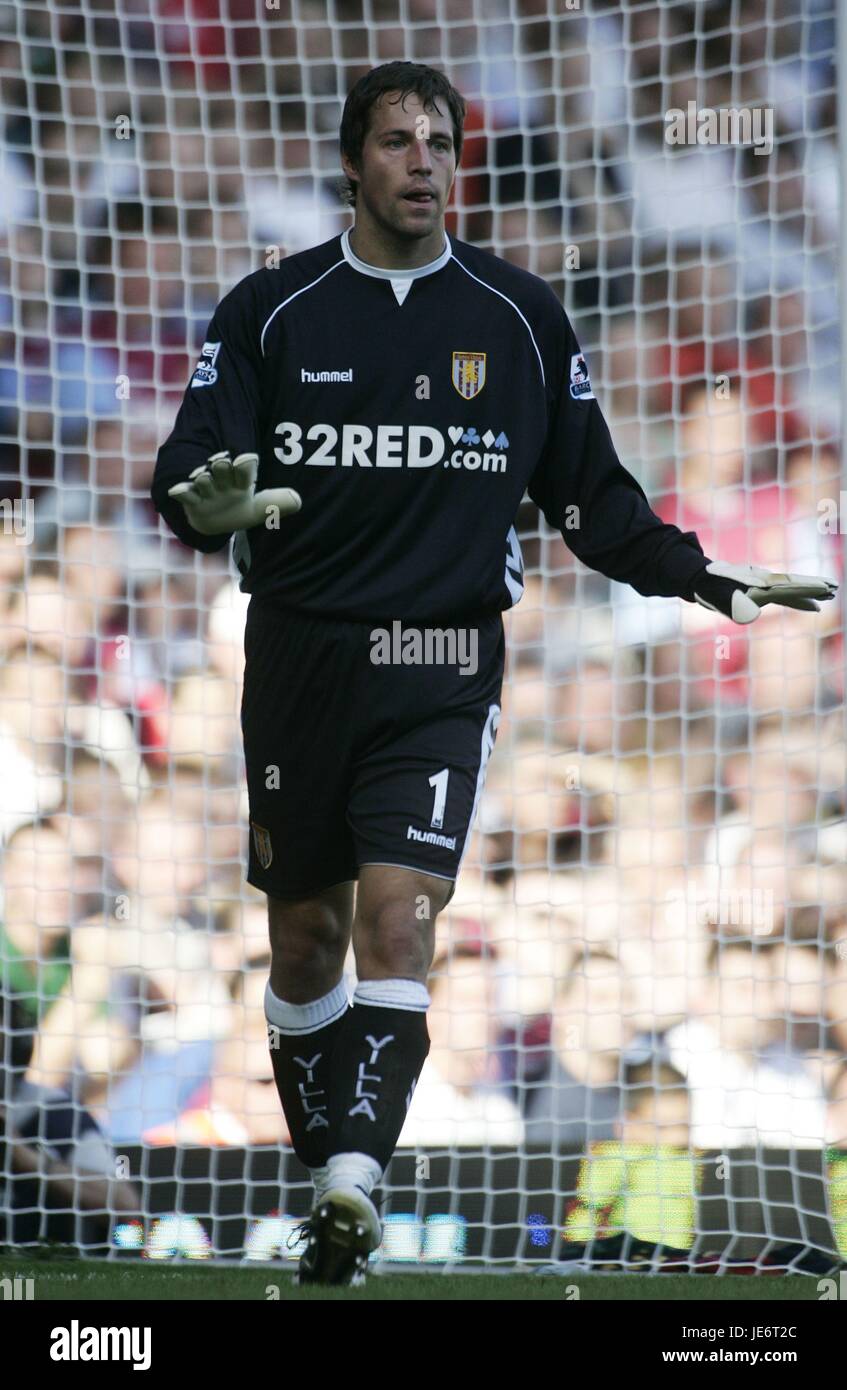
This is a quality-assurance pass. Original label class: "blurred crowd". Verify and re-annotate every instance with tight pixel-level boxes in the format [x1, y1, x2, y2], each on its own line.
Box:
[0, 0, 845, 1237]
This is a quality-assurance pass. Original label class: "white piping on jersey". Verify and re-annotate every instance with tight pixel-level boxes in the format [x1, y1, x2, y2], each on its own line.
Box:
[504, 524, 525, 605]
[260, 231, 452, 350]
[260, 259, 345, 357]
[449, 253, 546, 390]
[260, 233, 545, 381]
[456, 702, 501, 878]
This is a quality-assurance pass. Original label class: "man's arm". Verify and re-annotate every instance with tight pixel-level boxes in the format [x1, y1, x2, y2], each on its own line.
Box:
[0, 1105, 142, 1220]
[528, 304, 837, 622]
[527, 306, 709, 600]
[151, 278, 266, 552]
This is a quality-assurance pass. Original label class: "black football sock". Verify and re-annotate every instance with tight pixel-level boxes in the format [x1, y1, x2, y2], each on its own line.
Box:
[264, 979, 350, 1169]
[325, 978, 431, 1174]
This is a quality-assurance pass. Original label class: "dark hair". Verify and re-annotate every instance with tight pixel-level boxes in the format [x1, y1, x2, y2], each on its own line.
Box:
[339, 61, 466, 207]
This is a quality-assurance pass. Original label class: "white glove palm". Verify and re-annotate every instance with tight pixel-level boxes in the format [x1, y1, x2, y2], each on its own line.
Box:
[692, 560, 838, 625]
[167, 451, 301, 536]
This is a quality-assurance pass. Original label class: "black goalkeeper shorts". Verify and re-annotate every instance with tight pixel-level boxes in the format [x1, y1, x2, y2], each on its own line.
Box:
[241, 599, 504, 898]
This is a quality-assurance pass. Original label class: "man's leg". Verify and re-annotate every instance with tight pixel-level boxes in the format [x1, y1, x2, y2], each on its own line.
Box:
[321, 864, 453, 1199]
[263, 882, 354, 1191]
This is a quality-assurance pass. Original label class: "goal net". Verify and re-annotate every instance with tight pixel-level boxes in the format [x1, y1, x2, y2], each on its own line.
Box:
[1, 0, 845, 1274]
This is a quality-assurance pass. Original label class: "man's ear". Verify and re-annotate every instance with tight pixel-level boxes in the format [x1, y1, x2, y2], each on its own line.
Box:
[445, 148, 460, 198]
[340, 151, 359, 186]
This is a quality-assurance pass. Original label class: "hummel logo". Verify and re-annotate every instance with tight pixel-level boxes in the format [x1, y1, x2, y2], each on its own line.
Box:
[300, 368, 353, 383]
[407, 824, 457, 851]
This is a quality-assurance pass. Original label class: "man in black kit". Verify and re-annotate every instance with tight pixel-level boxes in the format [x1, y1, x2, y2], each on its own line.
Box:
[151, 61, 836, 1285]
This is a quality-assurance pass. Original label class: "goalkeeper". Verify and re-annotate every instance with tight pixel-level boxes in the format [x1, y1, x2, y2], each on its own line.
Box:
[151, 61, 837, 1286]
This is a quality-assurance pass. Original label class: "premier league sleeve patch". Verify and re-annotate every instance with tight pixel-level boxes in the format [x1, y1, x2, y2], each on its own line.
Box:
[569, 351, 595, 401]
[191, 341, 221, 387]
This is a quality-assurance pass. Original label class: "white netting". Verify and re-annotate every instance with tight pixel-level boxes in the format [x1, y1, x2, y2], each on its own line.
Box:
[0, 0, 845, 1272]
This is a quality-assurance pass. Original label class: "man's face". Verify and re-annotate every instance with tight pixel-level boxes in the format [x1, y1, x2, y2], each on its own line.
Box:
[710, 948, 775, 1052]
[343, 90, 457, 240]
[3, 829, 75, 932]
[555, 960, 635, 1058]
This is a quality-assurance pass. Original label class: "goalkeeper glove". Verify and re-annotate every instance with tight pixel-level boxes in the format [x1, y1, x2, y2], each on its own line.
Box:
[689, 560, 838, 625]
[167, 451, 301, 536]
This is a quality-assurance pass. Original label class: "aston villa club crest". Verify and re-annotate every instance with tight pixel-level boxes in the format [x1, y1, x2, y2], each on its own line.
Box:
[251, 821, 273, 869]
[452, 351, 486, 400]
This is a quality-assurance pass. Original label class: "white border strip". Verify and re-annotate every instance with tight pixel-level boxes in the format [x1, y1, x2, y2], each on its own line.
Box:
[449, 254, 546, 389]
[260, 259, 346, 357]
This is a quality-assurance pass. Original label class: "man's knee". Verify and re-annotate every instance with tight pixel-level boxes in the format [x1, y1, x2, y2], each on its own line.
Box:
[267, 883, 353, 993]
[354, 867, 453, 978]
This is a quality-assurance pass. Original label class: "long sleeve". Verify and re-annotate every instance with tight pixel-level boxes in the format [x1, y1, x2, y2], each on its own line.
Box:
[528, 308, 710, 599]
[150, 278, 265, 553]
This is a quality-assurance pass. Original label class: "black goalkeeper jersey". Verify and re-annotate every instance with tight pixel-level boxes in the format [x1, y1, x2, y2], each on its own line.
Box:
[151, 227, 709, 623]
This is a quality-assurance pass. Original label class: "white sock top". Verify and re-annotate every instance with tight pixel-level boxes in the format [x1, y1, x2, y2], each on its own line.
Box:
[264, 978, 349, 1035]
[353, 978, 431, 1012]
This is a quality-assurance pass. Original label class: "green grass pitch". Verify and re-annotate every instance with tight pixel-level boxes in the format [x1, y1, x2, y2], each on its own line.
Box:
[0, 1254, 826, 1300]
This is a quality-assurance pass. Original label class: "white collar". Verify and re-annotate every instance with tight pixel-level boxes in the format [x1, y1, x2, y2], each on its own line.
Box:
[341, 226, 452, 281]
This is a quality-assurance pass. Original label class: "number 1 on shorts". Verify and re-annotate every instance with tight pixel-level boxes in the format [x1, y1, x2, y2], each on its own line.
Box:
[429, 768, 449, 830]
